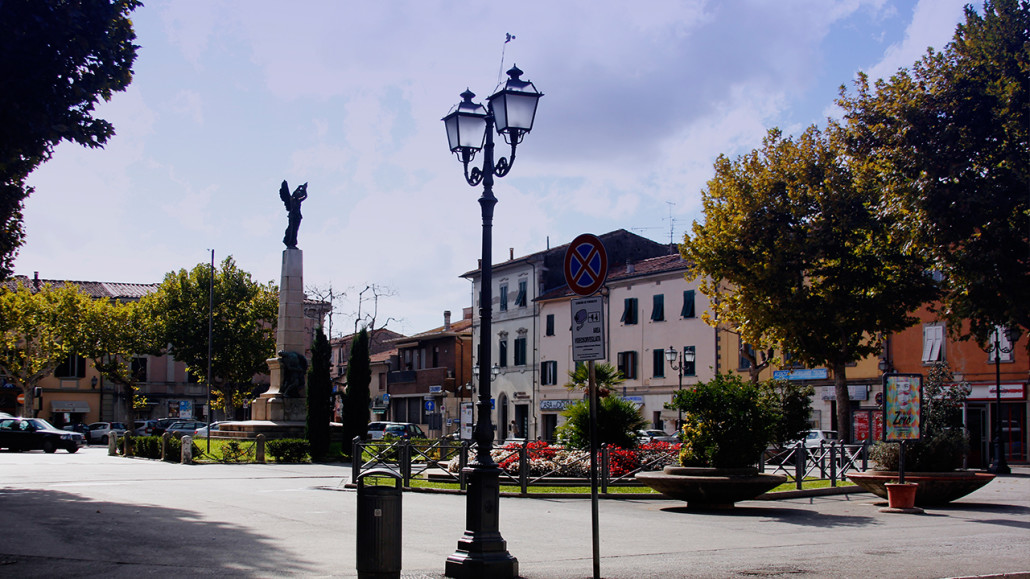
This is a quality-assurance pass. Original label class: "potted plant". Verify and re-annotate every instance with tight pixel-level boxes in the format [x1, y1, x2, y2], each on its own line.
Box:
[636, 374, 804, 508]
[848, 363, 995, 506]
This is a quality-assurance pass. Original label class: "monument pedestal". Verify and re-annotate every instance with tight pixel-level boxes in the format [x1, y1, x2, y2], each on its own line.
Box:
[251, 248, 308, 423]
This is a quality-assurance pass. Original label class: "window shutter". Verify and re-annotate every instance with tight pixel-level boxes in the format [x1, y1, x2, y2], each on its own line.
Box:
[681, 290, 695, 318]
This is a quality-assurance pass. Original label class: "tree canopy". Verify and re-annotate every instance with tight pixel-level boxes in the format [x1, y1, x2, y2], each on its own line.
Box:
[142, 257, 278, 415]
[838, 0, 1030, 343]
[0, 0, 141, 279]
[0, 282, 94, 415]
[681, 127, 936, 442]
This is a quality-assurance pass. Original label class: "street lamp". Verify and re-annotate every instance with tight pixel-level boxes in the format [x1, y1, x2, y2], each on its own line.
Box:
[987, 326, 1021, 475]
[443, 65, 542, 579]
[666, 346, 695, 429]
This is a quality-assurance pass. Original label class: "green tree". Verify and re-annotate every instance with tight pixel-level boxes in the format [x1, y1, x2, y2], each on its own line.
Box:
[838, 0, 1030, 343]
[0, 282, 93, 416]
[564, 362, 625, 398]
[306, 326, 331, 460]
[0, 0, 141, 279]
[74, 297, 161, 427]
[343, 327, 371, 445]
[555, 395, 647, 450]
[143, 257, 278, 417]
[761, 380, 814, 448]
[681, 127, 937, 443]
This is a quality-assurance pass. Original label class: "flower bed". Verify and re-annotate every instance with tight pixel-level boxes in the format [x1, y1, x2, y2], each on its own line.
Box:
[447, 441, 680, 478]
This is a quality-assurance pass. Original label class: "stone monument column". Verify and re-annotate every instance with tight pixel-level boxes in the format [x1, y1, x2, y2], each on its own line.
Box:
[253, 248, 307, 421]
[253, 179, 310, 422]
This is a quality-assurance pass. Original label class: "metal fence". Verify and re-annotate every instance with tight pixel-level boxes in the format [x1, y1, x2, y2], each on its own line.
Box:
[353, 437, 871, 494]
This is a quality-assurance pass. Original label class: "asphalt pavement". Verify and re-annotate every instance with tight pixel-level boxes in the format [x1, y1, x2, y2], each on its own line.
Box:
[1, 446, 1028, 578]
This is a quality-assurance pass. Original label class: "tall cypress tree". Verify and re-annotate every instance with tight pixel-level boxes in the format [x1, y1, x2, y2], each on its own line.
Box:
[306, 326, 331, 460]
[343, 327, 371, 446]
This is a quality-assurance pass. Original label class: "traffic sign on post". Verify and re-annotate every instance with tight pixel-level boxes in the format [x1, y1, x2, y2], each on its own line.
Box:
[564, 234, 608, 296]
[571, 296, 606, 362]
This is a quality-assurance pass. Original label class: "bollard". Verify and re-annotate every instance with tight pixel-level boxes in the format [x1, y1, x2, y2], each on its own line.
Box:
[256, 434, 266, 464]
[161, 432, 171, 461]
[108, 433, 118, 456]
[356, 467, 402, 579]
[181, 435, 193, 464]
[123, 434, 134, 457]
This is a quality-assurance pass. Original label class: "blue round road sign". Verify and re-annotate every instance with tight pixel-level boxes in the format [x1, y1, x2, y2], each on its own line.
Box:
[564, 233, 609, 296]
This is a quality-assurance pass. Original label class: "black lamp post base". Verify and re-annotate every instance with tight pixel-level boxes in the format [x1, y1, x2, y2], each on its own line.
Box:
[445, 466, 519, 579]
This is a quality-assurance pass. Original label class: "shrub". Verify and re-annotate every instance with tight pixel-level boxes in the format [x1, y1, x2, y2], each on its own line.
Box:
[555, 395, 647, 449]
[133, 436, 163, 459]
[267, 438, 310, 463]
[671, 373, 778, 468]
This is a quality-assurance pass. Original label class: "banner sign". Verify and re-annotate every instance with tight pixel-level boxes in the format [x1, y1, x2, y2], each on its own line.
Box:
[883, 373, 922, 441]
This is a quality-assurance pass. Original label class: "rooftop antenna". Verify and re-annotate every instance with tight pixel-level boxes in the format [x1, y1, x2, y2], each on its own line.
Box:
[664, 201, 677, 245]
[497, 33, 516, 86]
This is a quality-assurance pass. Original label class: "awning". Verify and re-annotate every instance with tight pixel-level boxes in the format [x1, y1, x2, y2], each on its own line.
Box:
[51, 400, 90, 413]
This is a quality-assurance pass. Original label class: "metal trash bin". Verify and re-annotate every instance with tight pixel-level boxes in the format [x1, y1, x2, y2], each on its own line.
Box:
[356, 467, 402, 579]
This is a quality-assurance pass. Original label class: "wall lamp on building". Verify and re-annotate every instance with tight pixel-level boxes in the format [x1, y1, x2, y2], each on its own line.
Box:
[442, 64, 542, 579]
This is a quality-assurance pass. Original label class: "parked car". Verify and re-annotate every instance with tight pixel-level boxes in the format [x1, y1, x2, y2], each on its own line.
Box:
[87, 422, 128, 444]
[0, 411, 13, 419]
[165, 421, 207, 438]
[0, 417, 84, 453]
[150, 418, 181, 436]
[192, 422, 227, 438]
[636, 429, 679, 444]
[134, 420, 159, 436]
[794, 429, 839, 448]
[63, 423, 90, 438]
[367, 421, 426, 440]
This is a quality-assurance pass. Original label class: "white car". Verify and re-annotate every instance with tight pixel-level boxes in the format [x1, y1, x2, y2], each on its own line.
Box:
[795, 430, 839, 448]
[192, 422, 227, 437]
[637, 429, 679, 444]
[87, 421, 128, 444]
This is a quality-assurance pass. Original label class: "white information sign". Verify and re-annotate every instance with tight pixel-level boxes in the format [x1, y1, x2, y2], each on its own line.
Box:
[571, 296, 606, 362]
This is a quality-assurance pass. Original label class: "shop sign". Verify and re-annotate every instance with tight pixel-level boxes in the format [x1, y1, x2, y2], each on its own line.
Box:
[513, 391, 531, 400]
[965, 383, 1026, 401]
[540, 399, 573, 411]
[773, 368, 828, 381]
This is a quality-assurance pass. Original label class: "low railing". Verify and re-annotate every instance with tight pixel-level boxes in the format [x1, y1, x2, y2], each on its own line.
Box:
[762, 441, 869, 489]
[354, 438, 871, 494]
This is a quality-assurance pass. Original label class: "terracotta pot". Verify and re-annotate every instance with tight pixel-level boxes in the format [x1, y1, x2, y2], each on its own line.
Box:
[636, 466, 786, 508]
[885, 482, 918, 509]
[847, 471, 995, 506]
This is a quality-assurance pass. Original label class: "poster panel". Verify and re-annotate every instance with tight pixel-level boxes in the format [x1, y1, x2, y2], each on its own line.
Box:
[883, 373, 922, 441]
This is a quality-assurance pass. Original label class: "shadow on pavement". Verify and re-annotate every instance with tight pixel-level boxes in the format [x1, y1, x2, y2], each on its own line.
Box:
[658, 504, 878, 528]
[0, 488, 315, 577]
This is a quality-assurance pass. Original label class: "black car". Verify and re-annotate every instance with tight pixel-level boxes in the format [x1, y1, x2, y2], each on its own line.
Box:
[0, 417, 84, 453]
[150, 418, 180, 436]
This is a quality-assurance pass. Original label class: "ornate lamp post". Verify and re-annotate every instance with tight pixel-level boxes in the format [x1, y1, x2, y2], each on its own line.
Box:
[443, 65, 542, 579]
[987, 326, 1021, 475]
[666, 346, 694, 429]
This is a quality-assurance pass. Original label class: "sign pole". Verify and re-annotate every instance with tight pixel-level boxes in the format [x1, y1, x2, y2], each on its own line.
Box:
[564, 232, 608, 579]
[588, 359, 600, 579]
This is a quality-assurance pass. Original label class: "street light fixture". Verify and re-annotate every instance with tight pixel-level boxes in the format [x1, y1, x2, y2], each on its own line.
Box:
[987, 325, 1022, 475]
[443, 65, 542, 579]
[666, 346, 694, 429]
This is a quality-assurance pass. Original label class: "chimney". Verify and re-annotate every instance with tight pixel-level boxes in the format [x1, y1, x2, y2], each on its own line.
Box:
[626, 261, 635, 274]
[510, 248, 514, 260]
[463, 307, 473, 320]
[33, 271, 40, 291]
[444, 310, 452, 331]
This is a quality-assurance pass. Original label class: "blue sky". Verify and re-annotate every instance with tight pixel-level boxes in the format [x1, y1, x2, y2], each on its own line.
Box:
[18, 0, 971, 336]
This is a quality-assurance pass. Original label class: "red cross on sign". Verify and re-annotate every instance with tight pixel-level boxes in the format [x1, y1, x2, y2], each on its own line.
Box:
[564, 233, 609, 296]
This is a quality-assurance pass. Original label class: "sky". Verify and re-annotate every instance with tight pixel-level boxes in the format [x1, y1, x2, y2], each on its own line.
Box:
[18, 0, 972, 337]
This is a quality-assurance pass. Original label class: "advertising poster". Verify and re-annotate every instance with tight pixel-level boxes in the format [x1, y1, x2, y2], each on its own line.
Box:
[883, 374, 922, 441]
[460, 401, 473, 441]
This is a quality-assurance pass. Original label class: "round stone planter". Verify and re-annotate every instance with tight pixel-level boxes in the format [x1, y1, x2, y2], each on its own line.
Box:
[847, 471, 995, 506]
[636, 466, 787, 509]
